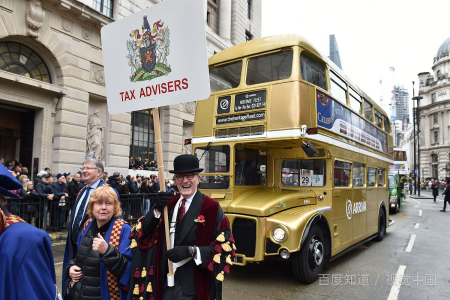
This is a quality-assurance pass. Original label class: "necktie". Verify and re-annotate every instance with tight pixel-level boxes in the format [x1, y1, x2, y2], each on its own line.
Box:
[72, 187, 91, 244]
[178, 198, 186, 223]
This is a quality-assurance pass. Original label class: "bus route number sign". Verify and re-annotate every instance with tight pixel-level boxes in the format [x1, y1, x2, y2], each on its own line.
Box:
[234, 90, 266, 112]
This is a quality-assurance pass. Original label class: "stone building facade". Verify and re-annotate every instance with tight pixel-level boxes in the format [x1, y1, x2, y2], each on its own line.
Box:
[416, 36, 450, 179]
[0, 0, 261, 177]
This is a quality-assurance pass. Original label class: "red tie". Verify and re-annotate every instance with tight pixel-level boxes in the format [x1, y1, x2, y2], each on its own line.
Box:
[178, 198, 186, 223]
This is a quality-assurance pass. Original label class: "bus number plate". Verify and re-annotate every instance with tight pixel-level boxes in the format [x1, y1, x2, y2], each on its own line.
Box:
[232, 256, 243, 264]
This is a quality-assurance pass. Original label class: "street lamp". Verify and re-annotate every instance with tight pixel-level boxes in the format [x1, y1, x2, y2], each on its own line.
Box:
[412, 85, 423, 196]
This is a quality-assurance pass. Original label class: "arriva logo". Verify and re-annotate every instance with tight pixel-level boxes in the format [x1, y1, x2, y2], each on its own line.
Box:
[346, 199, 367, 220]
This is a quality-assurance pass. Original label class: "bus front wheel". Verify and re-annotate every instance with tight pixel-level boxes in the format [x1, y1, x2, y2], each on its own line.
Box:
[292, 226, 326, 284]
[375, 208, 386, 242]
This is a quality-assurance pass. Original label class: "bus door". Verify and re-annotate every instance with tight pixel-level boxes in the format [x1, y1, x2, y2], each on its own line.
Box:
[352, 162, 367, 242]
[332, 160, 353, 252]
[366, 167, 378, 236]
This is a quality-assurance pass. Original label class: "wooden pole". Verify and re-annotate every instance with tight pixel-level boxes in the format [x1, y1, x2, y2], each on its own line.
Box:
[152, 107, 174, 277]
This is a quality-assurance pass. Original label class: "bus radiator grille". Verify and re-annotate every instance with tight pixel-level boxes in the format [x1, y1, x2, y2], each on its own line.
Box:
[232, 218, 257, 258]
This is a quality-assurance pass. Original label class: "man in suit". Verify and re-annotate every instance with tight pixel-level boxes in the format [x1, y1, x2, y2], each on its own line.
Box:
[129, 154, 234, 300]
[61, 158, 118, 298]
[235, 149, 258, 186]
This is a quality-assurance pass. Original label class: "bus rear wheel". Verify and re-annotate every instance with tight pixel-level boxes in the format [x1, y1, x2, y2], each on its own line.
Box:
[375, 208, 386, 242]
[292, 225, 326, 284]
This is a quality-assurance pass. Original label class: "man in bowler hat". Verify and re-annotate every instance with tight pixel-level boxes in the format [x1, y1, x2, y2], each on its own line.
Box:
[129, 154, 235, 300]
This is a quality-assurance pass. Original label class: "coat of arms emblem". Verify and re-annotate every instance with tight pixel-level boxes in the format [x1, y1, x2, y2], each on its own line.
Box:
[127, 16, 171, 82]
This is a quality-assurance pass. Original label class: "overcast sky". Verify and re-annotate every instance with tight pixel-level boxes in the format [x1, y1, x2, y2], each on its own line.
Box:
[261, 0, 450, 119]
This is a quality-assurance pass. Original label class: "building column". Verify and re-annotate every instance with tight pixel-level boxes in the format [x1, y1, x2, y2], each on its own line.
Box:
[52, 88, 89, 175]
[219, 0, 231, 40]
[203, 0, 208, 22]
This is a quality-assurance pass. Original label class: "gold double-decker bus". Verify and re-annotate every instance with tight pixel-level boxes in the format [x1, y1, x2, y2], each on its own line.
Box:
[192, 34, 394, 283]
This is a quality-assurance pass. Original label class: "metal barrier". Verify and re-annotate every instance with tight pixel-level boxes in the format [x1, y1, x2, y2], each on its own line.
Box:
[6, 193, 159, 232]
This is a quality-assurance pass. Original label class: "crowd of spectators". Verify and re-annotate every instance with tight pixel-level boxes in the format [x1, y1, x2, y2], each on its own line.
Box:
[420, 178, 448, 190]
[1, 157, 178, 232]
[129, 156, 157, 170]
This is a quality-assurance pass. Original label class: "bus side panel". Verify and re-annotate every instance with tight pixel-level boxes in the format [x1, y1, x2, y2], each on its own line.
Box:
[331, 191, 353, 254]
[366, 188, 379, 236]
[352, 188, 366, 243]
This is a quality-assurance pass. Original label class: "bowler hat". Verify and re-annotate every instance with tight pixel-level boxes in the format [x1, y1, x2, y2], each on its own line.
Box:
[169, 154, 204, 174]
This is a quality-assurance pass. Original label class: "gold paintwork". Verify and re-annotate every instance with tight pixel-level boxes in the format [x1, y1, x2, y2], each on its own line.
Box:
[193, 34, 393, 267]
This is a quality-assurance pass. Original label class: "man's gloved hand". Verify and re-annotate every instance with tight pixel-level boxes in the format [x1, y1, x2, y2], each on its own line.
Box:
[167, 246, 190, 263]
[155, 192, 170, 211]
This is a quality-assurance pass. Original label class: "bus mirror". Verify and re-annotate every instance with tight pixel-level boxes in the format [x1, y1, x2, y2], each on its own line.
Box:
[302, 141, 318, 157]
[306, 127, 318, 135]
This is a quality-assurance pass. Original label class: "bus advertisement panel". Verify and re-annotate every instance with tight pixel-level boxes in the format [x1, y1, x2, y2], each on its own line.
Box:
[316, 92, 388, 154]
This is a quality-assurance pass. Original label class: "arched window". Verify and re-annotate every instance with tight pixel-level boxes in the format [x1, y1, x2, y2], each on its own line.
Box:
[0, 42, 51, 83]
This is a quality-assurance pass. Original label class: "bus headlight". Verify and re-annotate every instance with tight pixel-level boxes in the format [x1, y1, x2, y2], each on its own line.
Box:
[272, 226, 287, 243]
[390, 196, 397, 203]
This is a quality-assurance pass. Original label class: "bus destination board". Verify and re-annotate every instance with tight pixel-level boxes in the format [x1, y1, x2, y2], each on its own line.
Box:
[316, 92, 388, 154]
[234, 90, 266, 112]
[216, 111, 266, 124]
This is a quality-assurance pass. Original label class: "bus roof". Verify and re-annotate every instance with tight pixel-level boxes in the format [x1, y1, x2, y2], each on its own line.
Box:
[208, 34, 389, 118]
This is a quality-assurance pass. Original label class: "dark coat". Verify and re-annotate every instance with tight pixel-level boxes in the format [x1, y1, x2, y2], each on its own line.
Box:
[131, 191, 231, 300]
[432, 183, 439, 196]
[443, 185, 450, 201]
[68, 180, 81, 198]
[53, 182, 67, 199]
[65, 220, 130, 300]
[62, 180, 120, 297]
[36, 182, 54, 197]
[140, 184, 152, 194]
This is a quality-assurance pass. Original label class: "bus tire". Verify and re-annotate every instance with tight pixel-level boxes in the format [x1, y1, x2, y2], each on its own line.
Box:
[292, 225, 326, 284]
[375, 208, 386, 242]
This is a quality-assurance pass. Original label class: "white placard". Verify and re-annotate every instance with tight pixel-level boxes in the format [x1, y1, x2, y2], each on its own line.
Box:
[311, 175, 324, 186]
[101, 0, 211, 114]
[300, 175, 312, 186]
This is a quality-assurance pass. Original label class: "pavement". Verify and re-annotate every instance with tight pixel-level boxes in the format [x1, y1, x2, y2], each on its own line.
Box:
[50, 191, 450, 299]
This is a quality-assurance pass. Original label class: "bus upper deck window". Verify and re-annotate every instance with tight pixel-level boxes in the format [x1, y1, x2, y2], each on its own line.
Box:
[329, 71, 347, 104]
[209, 61, 243, 93]
[363, 99, 373, 122]
[383, 117, 390, 133]
[246, 50, 293, 85]
[348, 87, 362, 114]
[375, 109, 383, 128]
[300, 52, 327, 91]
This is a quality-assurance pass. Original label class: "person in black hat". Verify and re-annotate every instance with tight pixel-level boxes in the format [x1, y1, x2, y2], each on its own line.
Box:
[0, 164, 60, 299]
[129, 154, 235, 300]
[35, 173, 55, 229]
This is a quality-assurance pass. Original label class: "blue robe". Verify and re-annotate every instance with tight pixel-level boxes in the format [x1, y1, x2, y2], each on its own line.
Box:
[0, 222, 58, 300]
[62, 180, 120, 297]
[75, 217, 132, 300]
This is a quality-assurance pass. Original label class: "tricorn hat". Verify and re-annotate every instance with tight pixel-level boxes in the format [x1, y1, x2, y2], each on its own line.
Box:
[0, 164, 22, 198]
[169, 154, 204, 174]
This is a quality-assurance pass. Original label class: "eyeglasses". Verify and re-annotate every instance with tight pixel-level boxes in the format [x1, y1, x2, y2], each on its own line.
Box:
[174, 174, 198, 181]
[94, 201, 112, 207]
[80, 167, 97, 171]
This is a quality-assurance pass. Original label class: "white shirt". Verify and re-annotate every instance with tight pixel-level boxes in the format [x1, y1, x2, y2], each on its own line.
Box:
[72, 179, 101, 230]
[154, 190, 202, 264]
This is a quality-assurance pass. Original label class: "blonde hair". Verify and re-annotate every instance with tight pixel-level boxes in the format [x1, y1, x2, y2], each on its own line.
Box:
[23, 181, 33, 191]
[86, 185, 122, 220]
[18, 175, 28, 183]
